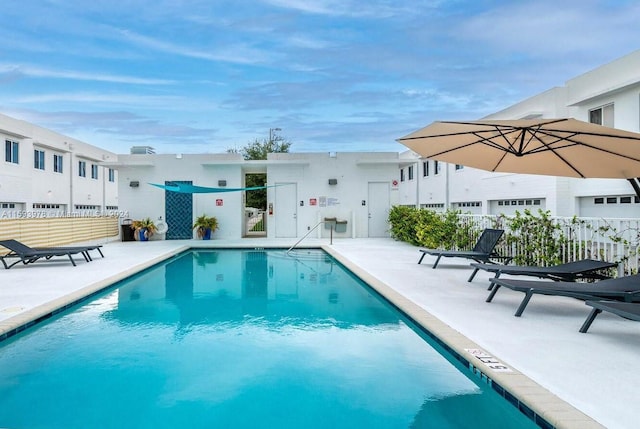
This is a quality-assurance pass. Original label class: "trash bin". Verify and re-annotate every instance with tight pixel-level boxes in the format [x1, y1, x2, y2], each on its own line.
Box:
[324, 217, 337, 230]
[335, 220, 347, 233]
[121, 219, 135, 242]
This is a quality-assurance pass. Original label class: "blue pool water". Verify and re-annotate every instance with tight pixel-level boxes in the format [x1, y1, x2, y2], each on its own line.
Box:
[0, 249, 539, 428]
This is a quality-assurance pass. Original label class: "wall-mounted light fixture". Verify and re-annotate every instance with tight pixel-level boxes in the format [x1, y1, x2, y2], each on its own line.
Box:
[328, 179, 338, 185]
[218, 180, 227, 187]
[129, 181, 140, 187]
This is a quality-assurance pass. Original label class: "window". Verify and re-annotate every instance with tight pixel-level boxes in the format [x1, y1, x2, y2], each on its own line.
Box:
[606, 197, 617, 204]
[434, 160, 440, 175]
[78, 160, 86, 177]
[34, 149, 45, 170]
[408, 165, 414, 180]
[91, 164, 98, 179]
[5, 140, 19, 164]
[589, 104, 614, 127]
[54, 154, 63, 173]
[594, 197, 604, 204]
[33, 203, 61, 209]
[423, 161, 429, 177]
[620, 196, 632, 204]
[400, 168, 405, 182]
[455, 164, 464, 170]
[108, 168, 115, 182]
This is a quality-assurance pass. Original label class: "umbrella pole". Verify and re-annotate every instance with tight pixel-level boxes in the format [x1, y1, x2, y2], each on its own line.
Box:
[627, 178, 640, 200]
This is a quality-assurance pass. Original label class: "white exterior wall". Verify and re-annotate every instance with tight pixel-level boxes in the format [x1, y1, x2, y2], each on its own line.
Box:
[266, 152, 400, 238]
[114, 154, 245, 239]
[114, 152, 400, 240]
[0, 113, 117, 218]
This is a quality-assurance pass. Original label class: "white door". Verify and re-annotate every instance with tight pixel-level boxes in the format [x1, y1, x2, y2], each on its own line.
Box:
[275, 183, 297, 238]
[368, 182, 390, 237]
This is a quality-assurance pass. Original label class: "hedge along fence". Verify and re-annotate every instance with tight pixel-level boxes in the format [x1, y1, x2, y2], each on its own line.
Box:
[0, 216, 120, 254]
[388, 206, 640, 275]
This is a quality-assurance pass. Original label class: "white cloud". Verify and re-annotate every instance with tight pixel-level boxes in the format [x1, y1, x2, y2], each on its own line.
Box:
[0, 64, 173, 85]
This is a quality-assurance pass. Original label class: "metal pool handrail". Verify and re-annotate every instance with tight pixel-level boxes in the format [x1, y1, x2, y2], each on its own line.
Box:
[286, 220, 331, 255]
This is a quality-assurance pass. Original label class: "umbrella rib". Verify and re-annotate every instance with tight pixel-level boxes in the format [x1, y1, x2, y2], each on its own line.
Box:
[529, 130, 640, 162]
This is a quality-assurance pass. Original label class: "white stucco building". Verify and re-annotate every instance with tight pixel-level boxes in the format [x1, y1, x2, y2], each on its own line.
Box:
[398, 49, 640, 218]
[111, 151, 400, 240]
[0, 113, 118, 219]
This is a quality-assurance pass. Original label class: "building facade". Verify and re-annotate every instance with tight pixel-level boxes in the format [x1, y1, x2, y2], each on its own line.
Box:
[398, 49, 640, 218]
[111, 152, 401, 240]
[0, 113, 118, 219]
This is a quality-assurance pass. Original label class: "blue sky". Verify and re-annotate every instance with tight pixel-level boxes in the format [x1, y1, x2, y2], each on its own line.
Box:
[1, 0, 639, 155]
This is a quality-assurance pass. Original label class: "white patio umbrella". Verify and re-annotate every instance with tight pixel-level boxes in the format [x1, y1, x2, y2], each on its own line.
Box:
[397, 118, 640, 197]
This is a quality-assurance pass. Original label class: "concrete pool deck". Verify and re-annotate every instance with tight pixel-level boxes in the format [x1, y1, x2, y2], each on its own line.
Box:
[0, 238, 637, 428]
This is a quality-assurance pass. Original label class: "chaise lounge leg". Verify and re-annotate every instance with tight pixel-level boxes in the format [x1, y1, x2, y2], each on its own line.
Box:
[486, 285, 501, 302]
[514, 291, 534, 317]
[67, 254, 77, 266]
[418, 252, 426, 264]
[579, 308, 602, 333]
[487, 272, 502, 291]
[432, 255, 442, 269]
[467, 268, 480, 282]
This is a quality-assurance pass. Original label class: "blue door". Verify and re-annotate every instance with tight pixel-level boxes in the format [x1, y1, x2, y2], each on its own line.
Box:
[165, 181, 193, 239]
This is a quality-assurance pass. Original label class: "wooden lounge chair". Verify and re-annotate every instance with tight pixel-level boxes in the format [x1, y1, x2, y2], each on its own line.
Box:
[0, 239, 96, 269]
[417, 228, 509, 269]
[580, 301, 640, 333]
[468, 259, 616, 284]
[486, 274, 640, 317]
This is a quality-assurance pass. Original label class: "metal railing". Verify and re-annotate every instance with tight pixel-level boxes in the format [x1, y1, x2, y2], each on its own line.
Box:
[455, 214, 640, 275]
[286, 220, 332, 255]
[245, 211, 266, 236]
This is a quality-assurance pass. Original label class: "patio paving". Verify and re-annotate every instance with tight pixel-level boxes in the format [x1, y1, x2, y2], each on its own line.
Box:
[0, 237, 637, 428]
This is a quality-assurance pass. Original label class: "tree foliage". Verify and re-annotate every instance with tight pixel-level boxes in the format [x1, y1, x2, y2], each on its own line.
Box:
[229, 135, 291, 209]
[230, 136, 292, 161]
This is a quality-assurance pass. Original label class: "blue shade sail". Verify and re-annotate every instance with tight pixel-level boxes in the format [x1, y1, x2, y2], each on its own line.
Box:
[149, 182, 288, 193]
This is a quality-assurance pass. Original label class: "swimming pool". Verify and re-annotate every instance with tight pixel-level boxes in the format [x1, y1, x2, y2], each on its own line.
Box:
[0, 249, 540, 428]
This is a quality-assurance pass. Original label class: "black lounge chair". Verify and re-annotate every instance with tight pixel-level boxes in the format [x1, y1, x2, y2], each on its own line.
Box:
[417, 228, 509, 269]
[35, 245, 104, 261]
[580, 301, 640, 333]
[0, 239, 97, 269]
[487, 274, 640, 317]
[468, 259, 616, 284]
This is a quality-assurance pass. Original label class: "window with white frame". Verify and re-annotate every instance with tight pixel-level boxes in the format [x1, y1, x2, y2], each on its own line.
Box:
[34, 149, 45, 170]
[54, 154, 63, 173]
[434, 160, 440, 175]
[5, 140, 19, 164]
[108, 168, 115, 182]
[408, 165, 414, 180]
[91, 164, 98, 179]
[78, 160, 86, 177]
[589, 104, 614, 127]
[455, 164, 464, 170]
[400, 168, 405, 182]
[423, 161, 429, 177]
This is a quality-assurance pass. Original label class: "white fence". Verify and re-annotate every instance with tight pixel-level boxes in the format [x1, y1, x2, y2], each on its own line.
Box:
[457, 214, 640, 275]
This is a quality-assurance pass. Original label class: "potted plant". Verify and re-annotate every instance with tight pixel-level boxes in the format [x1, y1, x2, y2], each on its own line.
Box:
[131, 217, 158, 241]
[193, 214, 218, 240]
